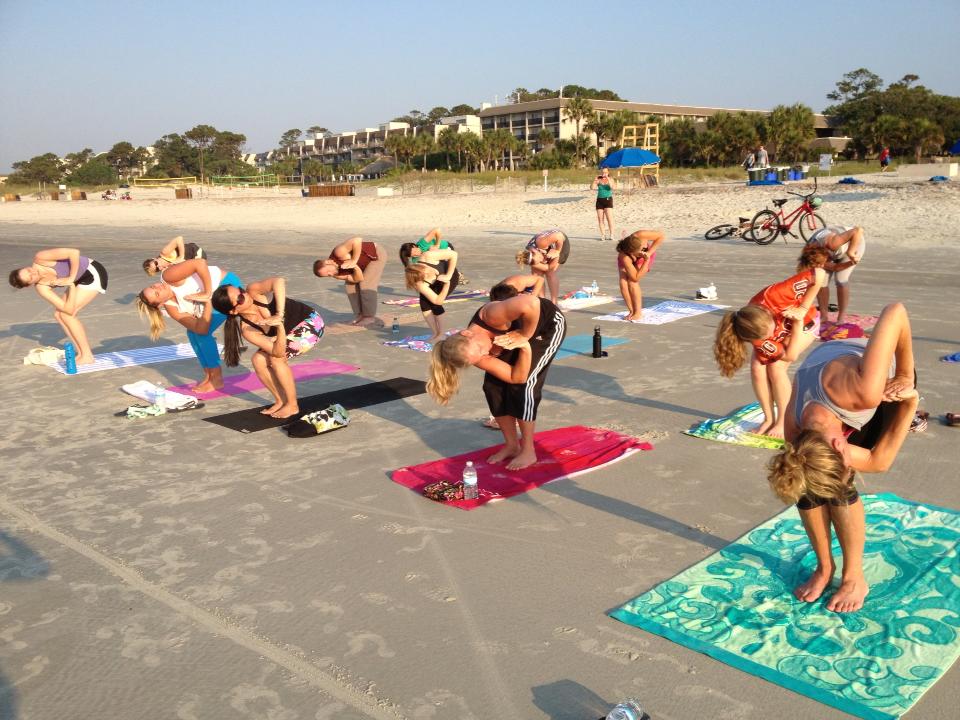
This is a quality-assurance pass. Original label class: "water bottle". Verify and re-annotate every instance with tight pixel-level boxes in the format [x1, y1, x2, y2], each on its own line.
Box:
[64, 341, 77, 375]
[462, 461, 478, 500]
[592, 326, 603, 358]
[154, 386, 167, 414]
[606, 698, 644, 720]
[591, 279, 599, 295]
[392, 316, 400, 335]
[709, 281, 717, 298]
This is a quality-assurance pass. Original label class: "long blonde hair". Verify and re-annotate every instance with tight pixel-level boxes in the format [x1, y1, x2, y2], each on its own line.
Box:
[136, 293, 166, 340]
[767, 429, 850, 504]
[427, 335, 472, 405]
[516, 249, 534, 266]
[714, 305, 772, 377]
[404, 263, 430, 290]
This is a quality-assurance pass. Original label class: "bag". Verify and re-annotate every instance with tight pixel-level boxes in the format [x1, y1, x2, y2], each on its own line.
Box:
[286, 403, 350, 438]
[23, 346, 65, 365]
[422, 480, 464, 502]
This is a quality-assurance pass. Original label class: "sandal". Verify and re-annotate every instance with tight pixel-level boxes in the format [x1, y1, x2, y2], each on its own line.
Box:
[481, 416, 499, 429]
[909, 410, 928, 433]
[828, 303, 839, 313]
[945, 413, 960, 427]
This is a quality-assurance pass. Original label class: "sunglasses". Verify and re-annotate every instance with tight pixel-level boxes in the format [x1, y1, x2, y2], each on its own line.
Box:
[234, 290, 245, 309]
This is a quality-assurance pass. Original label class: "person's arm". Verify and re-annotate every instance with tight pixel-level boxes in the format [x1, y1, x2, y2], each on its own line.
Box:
[433, 249, 458, 283]
[35, 248, 80, 285]
[847, 392, 919, 473]
[783, 268, 827, 321]
[851, 302, 913, 408]
[501, 274, 542, 295]
[164, 258, 209, 287]
[247, 278, 286, 326]
[159, 235, 185, 261]
[486, 294, 538, 339]
[618, 254, 640, 282]
[416, 280, 450, 306]
[163, 302, 210, 334]
[336, 237, 363, 269]
[422, 228, 442, 247]
[779, 320, 807, 362]
[475, 343, 532, 384]
[844, 227, 864, 264]
[238, 321, 287, 359]
[34, 283, 70, 311]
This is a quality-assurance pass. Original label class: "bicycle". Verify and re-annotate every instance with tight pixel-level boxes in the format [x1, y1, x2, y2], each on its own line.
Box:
[749, 177, 825, 245]
[704, 216, 754, 241]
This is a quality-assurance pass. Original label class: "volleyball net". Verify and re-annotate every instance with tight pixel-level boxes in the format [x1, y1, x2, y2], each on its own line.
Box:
[133, 176, 197, 187]
[209, 174, 279, 187]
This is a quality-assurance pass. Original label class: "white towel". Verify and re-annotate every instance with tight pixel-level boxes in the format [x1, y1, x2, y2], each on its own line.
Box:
[121, 380, 198, 410]
[46, 342, 220, 375]
[593, 300, 729, 325]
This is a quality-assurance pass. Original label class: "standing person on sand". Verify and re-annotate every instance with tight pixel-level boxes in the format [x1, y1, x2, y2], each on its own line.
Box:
[313, 236, 385, 326]
[428, 294, 566, 470]
[756, 145, 769, 169]
[522, 229, 569, 303]
[767, 302, 916, 613]
[616, 230, 664, 322]
[591, 168, 614, 240]
[879, 146, 891, 172]
[805, 225, 865, 325]
[9, 247, 109, 365]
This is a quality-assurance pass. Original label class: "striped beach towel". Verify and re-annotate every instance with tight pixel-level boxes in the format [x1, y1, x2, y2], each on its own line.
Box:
[46, 342, 215, 375]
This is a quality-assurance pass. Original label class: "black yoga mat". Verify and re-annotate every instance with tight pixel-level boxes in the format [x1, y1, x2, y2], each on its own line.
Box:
[203, 377, 426, 433]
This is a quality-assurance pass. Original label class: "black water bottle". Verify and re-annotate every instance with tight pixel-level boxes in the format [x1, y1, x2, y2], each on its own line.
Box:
[592, 326, 602, 358]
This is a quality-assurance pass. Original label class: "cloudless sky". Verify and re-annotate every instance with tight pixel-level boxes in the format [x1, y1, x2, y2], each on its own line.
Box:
[1, 0, 958, 172]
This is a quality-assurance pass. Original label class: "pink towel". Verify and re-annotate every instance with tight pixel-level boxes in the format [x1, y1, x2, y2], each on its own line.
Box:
[167, 358, 358, 400]
[392, 426, 653, 510]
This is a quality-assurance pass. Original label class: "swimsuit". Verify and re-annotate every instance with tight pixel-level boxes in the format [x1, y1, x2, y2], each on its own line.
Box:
[238, 297, 324, 359]
[417, 259, 459, 315]
[527, 230, 571, 265]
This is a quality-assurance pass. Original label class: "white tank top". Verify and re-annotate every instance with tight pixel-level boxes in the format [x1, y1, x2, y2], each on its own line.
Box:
[162, 265, 223, 315]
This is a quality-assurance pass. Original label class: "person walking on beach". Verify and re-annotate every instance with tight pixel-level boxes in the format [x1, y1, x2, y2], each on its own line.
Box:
[212, 277, 325, 418]
[756, 145, 769, 169]
[616, 230, 664, 322]
[805, 225, 865, 326]
[313, 236, 385, 326]
[428, 293, 566, 470]
[9, 247, 109, 365]
[767, 302, 917, 612]
[136, 258, 240, 392]
[879, 146, 891, 172]
[591, 168, 614, 240]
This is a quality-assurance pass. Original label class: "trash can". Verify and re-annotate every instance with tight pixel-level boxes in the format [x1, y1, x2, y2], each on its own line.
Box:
[766, 171, 777, 182]
[778, 167, 789, 182]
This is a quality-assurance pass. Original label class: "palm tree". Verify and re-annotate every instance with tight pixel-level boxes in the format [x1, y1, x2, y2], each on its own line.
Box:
[384, 133, 414, 171]
[563, 97, 593, 166]
[535, 128, 555, 151]
[415, 133, 435, 170]
[906, 118, 944, 163]
[460, 131, 483, 172]
[584, 112, 608, 152]
[437, 126, 459, 170]
[606, 110, 638, 149]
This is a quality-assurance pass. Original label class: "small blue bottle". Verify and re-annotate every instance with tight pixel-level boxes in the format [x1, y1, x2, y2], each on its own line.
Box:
[392, 316, 400, 335]
[64, 342, 77, 375]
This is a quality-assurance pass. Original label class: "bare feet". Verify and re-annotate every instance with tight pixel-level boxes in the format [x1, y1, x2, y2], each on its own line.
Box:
[506, 449, 538, 470]
[826, 576, 869, 613]
[260, 401, 284, 415]
[357, 316, 382, 327]
[193, 380, 217, 393]
[350, 316, 363, 325]
[76, 353, 96, 365]
[269, 404, 300, 419]
[794, 563, 835, 603]
[626, 313, 642, 322]
[487, 445, 520, 464]
[765, 424, 785, 439]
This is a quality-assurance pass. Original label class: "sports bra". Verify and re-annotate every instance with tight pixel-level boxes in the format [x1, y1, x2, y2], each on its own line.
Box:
[469, 306, 521, 336]
[238, 297, 314, 337]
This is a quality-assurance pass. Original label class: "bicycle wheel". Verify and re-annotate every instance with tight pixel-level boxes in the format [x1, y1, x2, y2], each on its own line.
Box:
[798, 212, 826, 241]
[705, 224, 736, 240]
[750, 209, 780, 245]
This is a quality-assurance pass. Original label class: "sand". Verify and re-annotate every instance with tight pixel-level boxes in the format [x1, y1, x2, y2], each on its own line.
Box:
[0, 176, 958, 719]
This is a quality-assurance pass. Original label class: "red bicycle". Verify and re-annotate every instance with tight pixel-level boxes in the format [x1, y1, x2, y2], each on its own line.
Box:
[749, 178, 825, 245]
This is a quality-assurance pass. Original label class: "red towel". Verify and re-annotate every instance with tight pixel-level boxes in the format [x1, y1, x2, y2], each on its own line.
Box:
[392, 426, 653, 510]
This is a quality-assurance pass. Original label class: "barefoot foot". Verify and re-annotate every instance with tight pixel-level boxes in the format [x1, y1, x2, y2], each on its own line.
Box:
[794, 564, 836, 603]
[260, 402, 284, 415]
[506, 449, 538, 470]
[826, 576, 869, 613]
[487, 445, 520, 464]
[269, 404, 300, 419]
[76, 354, 96, 366]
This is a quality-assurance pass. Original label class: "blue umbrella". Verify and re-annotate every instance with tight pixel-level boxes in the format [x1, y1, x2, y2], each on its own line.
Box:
[950, 139, 960, 155]
[599, 147, 661, 168]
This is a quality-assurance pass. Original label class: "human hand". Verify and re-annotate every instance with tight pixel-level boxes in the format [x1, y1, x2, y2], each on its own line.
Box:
[782, 306, 806, 321]
[50, 277, 73, 287]
[493, 332, 529, 350]
[262, 314, 284, 327]
[339, 261, 356, 270]
[437, 274, 451, 283]
[882, 375, 917, 402]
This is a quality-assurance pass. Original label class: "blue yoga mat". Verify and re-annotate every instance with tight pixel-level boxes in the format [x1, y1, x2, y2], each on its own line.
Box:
[610, 493, 960, 720]
[555, 334, 629, 360]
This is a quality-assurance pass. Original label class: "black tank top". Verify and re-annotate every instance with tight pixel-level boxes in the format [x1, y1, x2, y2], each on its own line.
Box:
[239, 297, 314, 337]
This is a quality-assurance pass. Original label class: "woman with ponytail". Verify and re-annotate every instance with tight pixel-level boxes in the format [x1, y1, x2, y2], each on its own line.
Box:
[523, 229, 569, 303]
[211, 278, 323, 418]
[767, 302, 917, 613]
[142, 235, 207, 276]
[404, 255, 459, 343]
[713, 265, 827, 437]
[515, 248, 550, 297]
[428, 291, 566, 470]
[615, 230, 664, 321]
[136, 258, 240, 392]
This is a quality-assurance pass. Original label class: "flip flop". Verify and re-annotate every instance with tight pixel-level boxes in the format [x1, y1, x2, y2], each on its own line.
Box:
[481, 416, 500, 429]
[945, 413, 960, 427]
[909, 411, 928, 433]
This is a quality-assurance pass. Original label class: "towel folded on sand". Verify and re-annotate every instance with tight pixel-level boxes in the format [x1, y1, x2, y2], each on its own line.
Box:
[593, 301, 728, 325]
[684, 403, 786, 449]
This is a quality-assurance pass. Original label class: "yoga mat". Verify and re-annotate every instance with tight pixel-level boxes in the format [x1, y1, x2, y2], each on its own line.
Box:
[558, 294, 616, 311]
[554, 334, 630, 360]
[122, 380, 198, 410]
[46, 342, 217, 375]
[167, 358, 358, 400]
[610, 493, 960, 720]
[391, 426, 652, 509]
[593, 300, 729, 325]
[203, 377, 426, 433]
[683, 402, 785, 450]
[382, 330, 460, 353]
[383, 289, 487, 306]
[820, 313, 878, 342]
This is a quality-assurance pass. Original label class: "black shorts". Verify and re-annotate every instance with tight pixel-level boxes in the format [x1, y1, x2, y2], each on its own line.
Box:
[418, 272, 460, 316]
[482, 306, 566, 422]
[184, 242, 206, 261]
[75, 260, 108, 292]
[596, 197, 613, 210]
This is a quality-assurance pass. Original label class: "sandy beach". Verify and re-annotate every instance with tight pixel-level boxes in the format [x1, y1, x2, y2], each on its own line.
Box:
[1, 177, 958, 720]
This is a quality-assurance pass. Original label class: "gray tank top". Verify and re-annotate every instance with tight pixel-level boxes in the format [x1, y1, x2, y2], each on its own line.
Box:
[793, 339, 894, 430]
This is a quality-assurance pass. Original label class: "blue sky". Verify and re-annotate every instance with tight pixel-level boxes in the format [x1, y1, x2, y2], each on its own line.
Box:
[1, 0, 958, 172]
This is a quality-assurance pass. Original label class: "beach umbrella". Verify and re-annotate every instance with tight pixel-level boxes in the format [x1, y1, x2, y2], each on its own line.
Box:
[950, 139, 960, 155]
[599, 147, 661, 168]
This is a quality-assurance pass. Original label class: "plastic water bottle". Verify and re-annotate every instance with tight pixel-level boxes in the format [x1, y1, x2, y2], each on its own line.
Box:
[709, 281, 717, 298]
[591, 279, 599, 295]
[154, 386, 167, 414]
[462, 461, 478, 500]
[606, 698, 644, 720]
[392, 316, 400, 335]
[64, 341, 77, 375]
[592, 326, 603, 358]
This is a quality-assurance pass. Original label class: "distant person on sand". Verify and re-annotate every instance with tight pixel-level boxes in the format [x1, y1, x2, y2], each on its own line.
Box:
[742, 150, 756, 171]
[767, 302, 917, 612]
[805, 225, 865, 325]
[143, 235, 206, 276]
[616, 230, 664, 322]
[313, 236, 385, 326]
[591, 168, 614, 240]
[879, 146, 891, 172]
[522, 229, 569, 303]
[756, 145, 769, 169]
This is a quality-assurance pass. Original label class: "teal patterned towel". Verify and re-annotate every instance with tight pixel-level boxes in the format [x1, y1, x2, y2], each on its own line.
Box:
[610, 494, 960, 720]
[684, 402, 786, 450]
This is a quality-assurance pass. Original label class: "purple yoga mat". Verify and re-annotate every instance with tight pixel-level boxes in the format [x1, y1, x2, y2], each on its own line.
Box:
[167, 358, 358, 400]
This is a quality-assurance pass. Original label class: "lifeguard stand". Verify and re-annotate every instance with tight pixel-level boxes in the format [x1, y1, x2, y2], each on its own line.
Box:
[620, 123, 660, 186]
